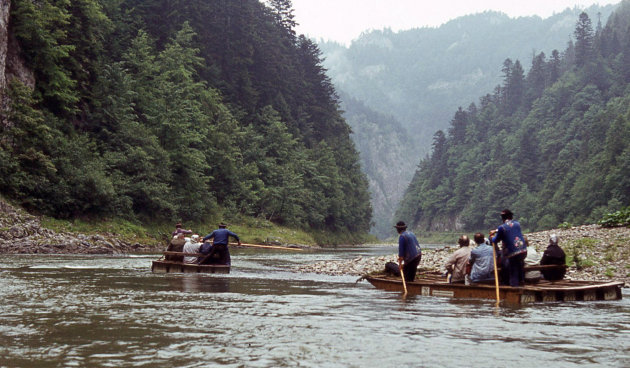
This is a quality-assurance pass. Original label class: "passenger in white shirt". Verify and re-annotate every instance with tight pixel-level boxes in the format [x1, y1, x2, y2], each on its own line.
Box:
[183, 234, 201, 264]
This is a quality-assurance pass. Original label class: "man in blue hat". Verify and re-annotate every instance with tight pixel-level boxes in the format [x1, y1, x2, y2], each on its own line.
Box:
[490, 209, 527, 287]
[199, 223, 241, 265]
[394, 221, 422, 282]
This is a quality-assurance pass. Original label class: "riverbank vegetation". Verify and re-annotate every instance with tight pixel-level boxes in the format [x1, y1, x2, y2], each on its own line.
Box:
[38, 203, 376, 249]
[40, 214, 323, 249]
[396, 3, 630, 232]
[1, 195, 373, 252]
[0, 0, 372, 243]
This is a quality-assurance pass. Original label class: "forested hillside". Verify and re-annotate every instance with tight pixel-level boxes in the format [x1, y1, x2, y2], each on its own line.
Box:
[0, 0, 372, 234]
[320, 5, 617, 151]
[396, 2, 630, 232]
[319, 5, 617, 237]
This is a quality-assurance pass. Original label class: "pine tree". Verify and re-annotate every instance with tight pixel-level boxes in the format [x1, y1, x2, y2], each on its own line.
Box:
[574, 12, 594, 67]
[549, 50, 561, 83]
[526, 52, 547, 104]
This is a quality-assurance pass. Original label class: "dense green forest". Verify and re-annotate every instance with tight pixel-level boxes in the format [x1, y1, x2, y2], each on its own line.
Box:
[319, 5, 616, 238]
[396, 2, 630, 232]
[0, 0, 372, 234]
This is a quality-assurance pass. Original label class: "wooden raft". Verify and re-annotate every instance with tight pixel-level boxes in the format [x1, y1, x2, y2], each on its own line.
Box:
[151, 251, 230, 274]
[365, 273, 624, 305]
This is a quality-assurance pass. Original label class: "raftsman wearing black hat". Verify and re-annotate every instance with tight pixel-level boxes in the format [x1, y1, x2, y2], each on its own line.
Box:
[394, 221, 407, 229]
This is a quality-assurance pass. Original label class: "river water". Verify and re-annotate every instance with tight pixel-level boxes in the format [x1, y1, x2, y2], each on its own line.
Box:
[0, 247, 628, 368]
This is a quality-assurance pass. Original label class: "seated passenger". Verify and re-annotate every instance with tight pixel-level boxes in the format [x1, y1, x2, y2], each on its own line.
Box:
[166, 233, 186, 262]
[172, 222, 193, 237]
[183, 234, 201, 264]
[524, 245, 541, 283]
[540, 234, 566, 281]
[468, 233, 495, 283]
[444, 235, 472, 283]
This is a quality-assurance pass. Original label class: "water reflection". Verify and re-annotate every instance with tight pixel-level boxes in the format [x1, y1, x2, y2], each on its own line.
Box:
[169, 274, 231, 293]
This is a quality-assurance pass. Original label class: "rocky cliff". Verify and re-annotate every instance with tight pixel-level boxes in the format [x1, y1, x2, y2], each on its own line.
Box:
[1, 0, 34, 104]
[0, 0, 10, 91]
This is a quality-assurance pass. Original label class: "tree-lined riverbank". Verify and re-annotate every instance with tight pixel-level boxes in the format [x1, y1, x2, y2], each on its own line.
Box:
[0, 197, 327, 253]
[2, 195, 628, 286]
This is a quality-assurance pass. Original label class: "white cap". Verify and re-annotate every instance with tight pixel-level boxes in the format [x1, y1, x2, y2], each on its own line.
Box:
[191, 234, 199, 240]
[550, 234, 558, 244]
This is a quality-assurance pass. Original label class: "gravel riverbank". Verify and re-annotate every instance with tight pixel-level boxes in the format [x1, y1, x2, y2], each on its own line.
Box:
[0, 199, 157, 254]
[295, 225, 630, 286]
[2, 196, 628, 287]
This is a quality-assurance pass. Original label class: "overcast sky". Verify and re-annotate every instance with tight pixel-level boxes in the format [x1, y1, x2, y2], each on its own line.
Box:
[291, 0, 620, 45]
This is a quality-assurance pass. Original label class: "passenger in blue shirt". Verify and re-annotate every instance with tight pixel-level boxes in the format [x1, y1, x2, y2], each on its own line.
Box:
[199, 223, 241, 265]
[490, 209, 527, 287]
[395, 221, 422, 282]
[468, 233, 495, 283]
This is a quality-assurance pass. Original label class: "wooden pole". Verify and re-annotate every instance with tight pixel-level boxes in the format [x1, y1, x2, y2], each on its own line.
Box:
[228, 242, 304, 251]
[400, 264, 408, 295]
[491, 240, 501, 304]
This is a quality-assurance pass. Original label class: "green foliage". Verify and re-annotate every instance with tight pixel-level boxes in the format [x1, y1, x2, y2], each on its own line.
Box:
[396, 4, 630, 232]
[319, 6, 617, 154]
[598, 206, 630, 227]
[4, 0, 373, 239]
[558, 222, 573, 230]
[40, 210, 320, 248]
[1, 80, 116, 217]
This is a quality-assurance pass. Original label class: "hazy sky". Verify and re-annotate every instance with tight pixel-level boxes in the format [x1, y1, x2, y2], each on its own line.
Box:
[291, 0, 620, 45]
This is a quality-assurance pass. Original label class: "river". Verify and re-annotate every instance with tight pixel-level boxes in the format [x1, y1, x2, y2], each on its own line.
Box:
[0, 247, 628, 367]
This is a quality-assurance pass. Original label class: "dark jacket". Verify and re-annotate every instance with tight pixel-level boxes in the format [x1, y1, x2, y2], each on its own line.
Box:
[540, 243, 566, 281]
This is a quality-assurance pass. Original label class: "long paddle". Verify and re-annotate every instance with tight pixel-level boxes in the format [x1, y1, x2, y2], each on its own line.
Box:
[228, 242, 304, 251]
[399, 264, 408, 295]
[490, 237, 500, 305]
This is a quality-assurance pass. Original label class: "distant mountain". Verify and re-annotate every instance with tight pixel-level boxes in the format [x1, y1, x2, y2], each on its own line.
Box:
[319, 4, 618, 236]
[339, 92, 415, 238]
[396, 2, 630, 232]
[321, 5, 617, 150]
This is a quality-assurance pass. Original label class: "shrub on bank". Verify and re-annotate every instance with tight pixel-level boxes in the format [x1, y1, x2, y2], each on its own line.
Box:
[598, 207, 630, 228]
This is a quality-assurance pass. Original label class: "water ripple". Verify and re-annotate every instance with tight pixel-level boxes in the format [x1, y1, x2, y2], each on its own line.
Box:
[0, 253, 628, 367]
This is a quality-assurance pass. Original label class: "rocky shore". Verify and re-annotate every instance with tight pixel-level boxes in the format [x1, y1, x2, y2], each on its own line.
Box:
[295, 225, 630, 286]
[2, 196, 629, 287]
[0, 199, 157, 254]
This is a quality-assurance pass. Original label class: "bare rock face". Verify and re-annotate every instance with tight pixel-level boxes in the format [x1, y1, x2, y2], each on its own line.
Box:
[1, 0, 35, 94]
[0, 0, 10, 91]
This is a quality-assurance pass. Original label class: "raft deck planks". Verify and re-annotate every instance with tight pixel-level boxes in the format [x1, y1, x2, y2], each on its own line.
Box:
[365, 275, 624, 304]
[151, 250, 230, 274]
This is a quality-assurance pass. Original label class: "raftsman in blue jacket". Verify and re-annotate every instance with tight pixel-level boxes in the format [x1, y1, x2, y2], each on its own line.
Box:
[203, 228, 239, 245]
[398, 231, 422, 262]
[491, 220, 527, 258]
